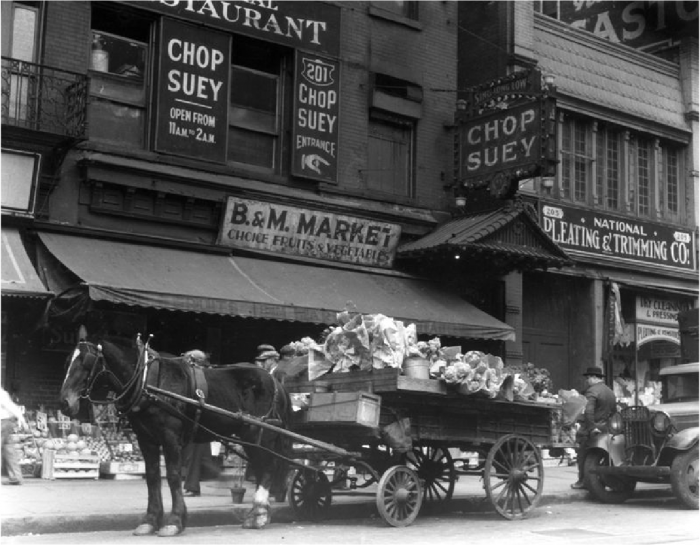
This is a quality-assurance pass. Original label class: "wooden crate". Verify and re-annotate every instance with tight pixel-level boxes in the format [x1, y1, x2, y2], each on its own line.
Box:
[100, 460, 145, 478]
[41, 450, 100, 480]
[307, 392, 381, 428]
[285, 368, 447, 396]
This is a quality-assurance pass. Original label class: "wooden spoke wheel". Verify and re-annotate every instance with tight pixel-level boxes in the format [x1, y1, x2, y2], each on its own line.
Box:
[404, 445, 456, 502]
[483, 434, 544, 520]
[376, 465, 423, 527]
[288, 469, 332, 521]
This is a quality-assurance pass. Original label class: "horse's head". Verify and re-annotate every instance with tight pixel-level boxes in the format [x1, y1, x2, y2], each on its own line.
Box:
[59, 339, 104, 416]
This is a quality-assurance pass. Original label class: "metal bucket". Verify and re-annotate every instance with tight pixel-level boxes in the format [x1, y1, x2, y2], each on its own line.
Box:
[403, 357, 430, 380]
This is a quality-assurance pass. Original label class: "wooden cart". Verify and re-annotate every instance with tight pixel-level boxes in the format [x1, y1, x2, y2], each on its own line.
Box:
[284, 367, 567, 525]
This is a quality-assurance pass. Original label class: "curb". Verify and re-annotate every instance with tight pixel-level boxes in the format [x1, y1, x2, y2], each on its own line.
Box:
[1, 487, 678, 537]
[0, 492, 581, 537]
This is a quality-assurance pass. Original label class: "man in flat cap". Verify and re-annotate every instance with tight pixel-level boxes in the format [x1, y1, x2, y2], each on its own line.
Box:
[255, 347, 280, 374]
[571, 366, 617, 489]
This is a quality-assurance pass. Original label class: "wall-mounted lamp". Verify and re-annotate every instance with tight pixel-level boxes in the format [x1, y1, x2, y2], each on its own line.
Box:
[543, 74, 555, 88]
[541, 177, 554, 189]
[455, 195, 467, 207]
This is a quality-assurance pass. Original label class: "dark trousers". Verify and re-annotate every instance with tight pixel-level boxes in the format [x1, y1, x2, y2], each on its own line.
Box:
[182, 443, 210, 493]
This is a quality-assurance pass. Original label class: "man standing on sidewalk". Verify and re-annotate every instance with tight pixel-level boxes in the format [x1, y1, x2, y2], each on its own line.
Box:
[1, 386, 28, 485]
[571, 366, 617, 489]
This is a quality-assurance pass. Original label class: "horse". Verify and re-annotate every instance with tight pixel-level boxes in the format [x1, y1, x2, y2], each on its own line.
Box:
[59, 332, 292, 536]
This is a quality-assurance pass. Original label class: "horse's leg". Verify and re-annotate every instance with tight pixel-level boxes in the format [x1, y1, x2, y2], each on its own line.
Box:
[157, 433, 188, 537]
[242, 463, 273, 529]
[133, 441, 163, 536]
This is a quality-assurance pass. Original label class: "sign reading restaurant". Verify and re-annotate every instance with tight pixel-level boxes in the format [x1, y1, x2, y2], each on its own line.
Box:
[127, 1, 341, 56]
[292, 52, 340, 183]
[218, 197, 402, 268]
[155, 18, 231, 162]
[542, 204, 696, 272]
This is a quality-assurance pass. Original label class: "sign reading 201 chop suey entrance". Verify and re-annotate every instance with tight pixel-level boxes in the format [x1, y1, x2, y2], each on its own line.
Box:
[155, 18, 231, 162]
[218, 197, 401, 268]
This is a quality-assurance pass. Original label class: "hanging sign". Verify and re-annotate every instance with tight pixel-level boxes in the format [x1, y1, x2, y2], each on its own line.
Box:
[456, 69, 557, 199]
[154, 18, 230, 162]
[218, 197, 401, 268]
[636, 324, 681, 346]
[291, 52, 340, 183]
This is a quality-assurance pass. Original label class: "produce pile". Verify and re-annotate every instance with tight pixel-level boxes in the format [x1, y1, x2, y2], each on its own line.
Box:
[282, 305, 554, 402]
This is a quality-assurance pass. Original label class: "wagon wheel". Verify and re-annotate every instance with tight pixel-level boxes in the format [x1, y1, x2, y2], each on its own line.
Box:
[376, 465, 423, 527]
[404, 445, 456, 502]
[483, 434, 544, 520]
[288, 469, 332, 521]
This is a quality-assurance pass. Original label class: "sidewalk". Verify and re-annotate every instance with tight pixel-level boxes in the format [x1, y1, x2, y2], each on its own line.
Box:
[0, 464, 674, 537]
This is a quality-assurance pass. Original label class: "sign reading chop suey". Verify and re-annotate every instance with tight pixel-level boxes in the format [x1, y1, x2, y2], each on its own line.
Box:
[218, 197, 401, 268]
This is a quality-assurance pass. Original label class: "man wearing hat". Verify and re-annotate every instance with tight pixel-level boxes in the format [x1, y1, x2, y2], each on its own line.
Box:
[572, 366, 617, 489]
[255, 347, 280, 374]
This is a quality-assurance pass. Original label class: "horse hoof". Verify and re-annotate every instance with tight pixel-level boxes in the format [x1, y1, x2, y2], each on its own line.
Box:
[242, 510, 270, 529]
[157, 525, 182, 537]
[133, 523, 156, 536]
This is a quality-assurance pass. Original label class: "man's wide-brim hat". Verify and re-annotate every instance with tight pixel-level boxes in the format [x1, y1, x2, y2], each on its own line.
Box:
[583, 366, 605, 377]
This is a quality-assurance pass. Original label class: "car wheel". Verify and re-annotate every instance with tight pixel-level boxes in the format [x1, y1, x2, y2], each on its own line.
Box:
[670, 446, 699, 510]
[583, 449, 636, 504]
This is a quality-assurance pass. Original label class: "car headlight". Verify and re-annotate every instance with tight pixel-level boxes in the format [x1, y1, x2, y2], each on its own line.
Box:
[651, 411, 672, 434]
[609, 412, 623, 435]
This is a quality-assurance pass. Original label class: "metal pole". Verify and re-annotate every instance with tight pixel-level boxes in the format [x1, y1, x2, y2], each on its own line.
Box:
[146, 385, 361, 458]
[634, 323, 639, 406]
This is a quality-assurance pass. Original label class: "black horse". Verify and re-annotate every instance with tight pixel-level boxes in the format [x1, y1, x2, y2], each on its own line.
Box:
[59, 332, 292, 536]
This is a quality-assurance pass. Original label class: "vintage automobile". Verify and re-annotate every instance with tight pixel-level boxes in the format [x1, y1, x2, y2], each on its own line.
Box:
[583, 362, 698, 509]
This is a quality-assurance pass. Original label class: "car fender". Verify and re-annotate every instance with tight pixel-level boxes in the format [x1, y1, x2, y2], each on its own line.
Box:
[587, 433, 627, 465]
[664, 426, 699, 451]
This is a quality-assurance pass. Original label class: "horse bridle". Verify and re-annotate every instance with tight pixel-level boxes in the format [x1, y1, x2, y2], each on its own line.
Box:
[77, 341, 146, 409]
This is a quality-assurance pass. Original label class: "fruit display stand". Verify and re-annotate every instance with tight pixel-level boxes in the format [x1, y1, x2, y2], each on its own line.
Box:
[93, 403, 145, 479]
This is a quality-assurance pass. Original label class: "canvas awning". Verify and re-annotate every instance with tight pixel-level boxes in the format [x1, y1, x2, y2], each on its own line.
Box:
[37, 232, 515, 341]
[1, 228, 51, 298]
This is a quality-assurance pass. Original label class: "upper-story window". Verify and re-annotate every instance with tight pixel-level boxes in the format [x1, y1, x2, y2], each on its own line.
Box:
[371, 1, 419, 20]
[367, 111, 415, 198]
[228, 35, 290, 173]
[554, 112, 686, 222]
[88, 3, 153, 148]
[2, 1, 42, 123]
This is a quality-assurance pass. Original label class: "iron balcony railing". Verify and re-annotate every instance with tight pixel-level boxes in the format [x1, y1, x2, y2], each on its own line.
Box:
[1, 57, 88, 139]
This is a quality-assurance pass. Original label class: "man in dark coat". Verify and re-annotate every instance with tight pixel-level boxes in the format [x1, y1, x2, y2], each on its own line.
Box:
[572, 366, 617, 489]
